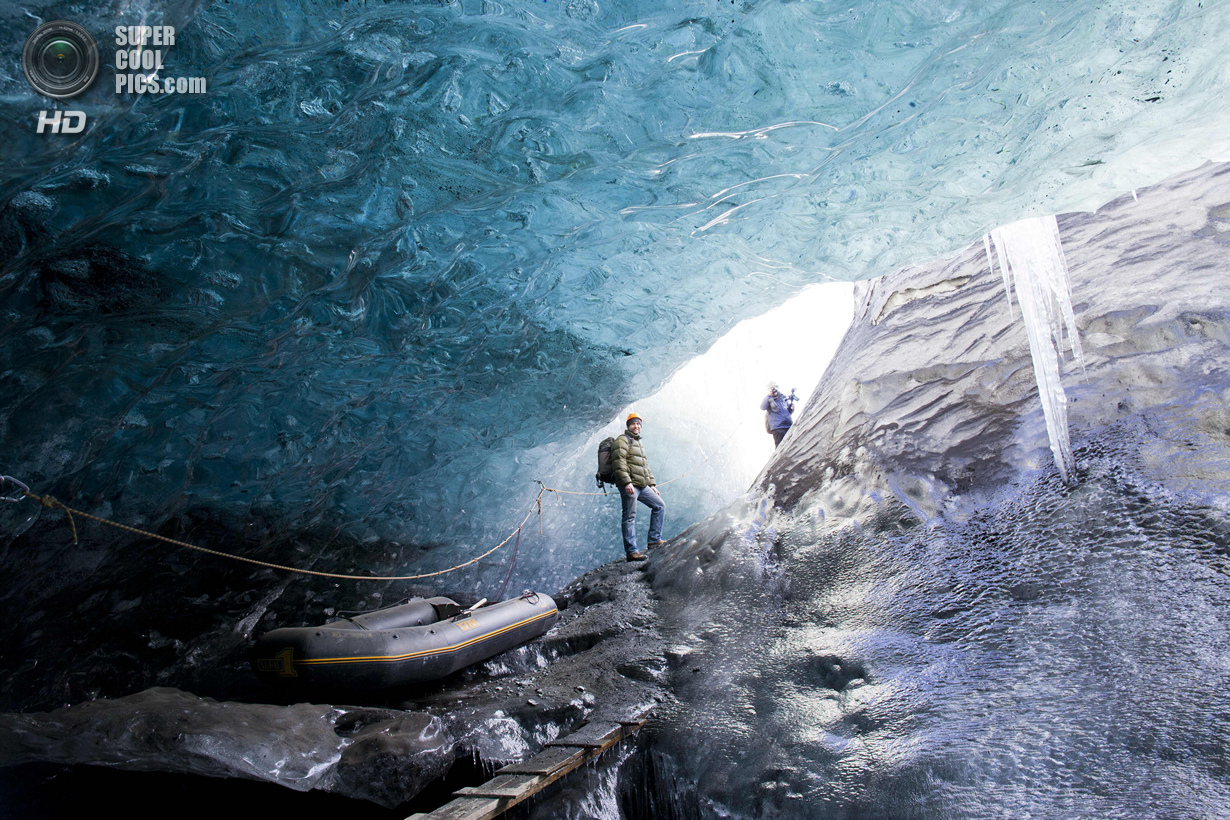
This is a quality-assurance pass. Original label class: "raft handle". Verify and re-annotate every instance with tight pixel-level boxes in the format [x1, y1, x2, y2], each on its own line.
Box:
[0, 476, 30, 503]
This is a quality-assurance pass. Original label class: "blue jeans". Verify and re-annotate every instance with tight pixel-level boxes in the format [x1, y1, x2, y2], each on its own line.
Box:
[621, 485, 664, 556]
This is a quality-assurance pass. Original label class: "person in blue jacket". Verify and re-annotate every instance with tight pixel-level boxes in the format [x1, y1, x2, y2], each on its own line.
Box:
[761, 381, 796, 448]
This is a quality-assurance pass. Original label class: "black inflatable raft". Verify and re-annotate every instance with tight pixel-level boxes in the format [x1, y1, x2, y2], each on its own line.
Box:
[251, 591, 558, 688]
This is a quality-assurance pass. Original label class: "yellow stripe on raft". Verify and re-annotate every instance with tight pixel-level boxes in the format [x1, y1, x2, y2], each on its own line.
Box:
[293, 609, 556, 667]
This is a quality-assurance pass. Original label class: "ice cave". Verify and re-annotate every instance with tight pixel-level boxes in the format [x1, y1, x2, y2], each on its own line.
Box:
[2, 0, 1230, 817]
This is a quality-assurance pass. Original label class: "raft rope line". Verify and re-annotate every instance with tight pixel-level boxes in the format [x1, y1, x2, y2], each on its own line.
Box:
[0, 425, 744, 582]
[1, 476, 540, 582]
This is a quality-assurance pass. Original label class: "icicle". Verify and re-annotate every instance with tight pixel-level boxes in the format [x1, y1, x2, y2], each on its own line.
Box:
[984, 234, 1014, 320]
[984, 215, 1082, 484]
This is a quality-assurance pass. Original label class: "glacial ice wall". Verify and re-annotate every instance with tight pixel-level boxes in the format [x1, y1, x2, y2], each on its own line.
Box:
[647, 161, 1230, 819]
[3, 0, 1229, 586]
[1, 0, 1230, 713]
[3, 157, 1228, 820]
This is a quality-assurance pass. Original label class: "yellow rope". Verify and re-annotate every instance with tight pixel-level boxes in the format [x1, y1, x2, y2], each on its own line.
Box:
[10, 422, 740, 581]
[23, 489, 540, 582]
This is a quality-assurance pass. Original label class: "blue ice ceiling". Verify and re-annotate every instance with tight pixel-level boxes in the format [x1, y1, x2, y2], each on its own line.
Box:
[1, 0, 1227, 587]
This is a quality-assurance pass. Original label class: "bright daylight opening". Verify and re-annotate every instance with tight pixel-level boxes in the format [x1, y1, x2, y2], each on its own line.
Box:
[529, 279, 856, 584]
[611, 280, 855, 510]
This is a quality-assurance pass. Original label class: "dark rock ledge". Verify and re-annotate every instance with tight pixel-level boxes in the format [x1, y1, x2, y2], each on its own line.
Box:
[0, 559, 668, 810]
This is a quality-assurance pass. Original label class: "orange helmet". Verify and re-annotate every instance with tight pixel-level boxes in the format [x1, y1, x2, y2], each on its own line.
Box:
[626, 412, 642, 426]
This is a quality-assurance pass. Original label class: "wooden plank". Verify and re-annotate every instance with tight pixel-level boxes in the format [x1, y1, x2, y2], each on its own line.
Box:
[546, 721, 625, 748]
[407, 795, 504, 820]
[496, 745, 580, 775]
[413, 712, 651, 819]
[491, 747, 594, 801]
[454, 774, 542, 800]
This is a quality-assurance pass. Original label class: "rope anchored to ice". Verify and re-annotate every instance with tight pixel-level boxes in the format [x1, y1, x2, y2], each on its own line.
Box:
[2, 475, 546, 582]
[0, 421, 727, 579]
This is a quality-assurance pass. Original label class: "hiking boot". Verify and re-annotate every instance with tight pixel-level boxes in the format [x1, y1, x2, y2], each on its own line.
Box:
[626, 552, 647, 562]
[646, 540, 666, 549]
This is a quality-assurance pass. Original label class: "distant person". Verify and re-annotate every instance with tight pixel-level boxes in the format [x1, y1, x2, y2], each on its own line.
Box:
[611, 412, 665, 561]
[761, 381, 797, 448]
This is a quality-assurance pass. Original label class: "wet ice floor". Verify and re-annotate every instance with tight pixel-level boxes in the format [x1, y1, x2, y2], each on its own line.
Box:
[644, 434, 1230, 819]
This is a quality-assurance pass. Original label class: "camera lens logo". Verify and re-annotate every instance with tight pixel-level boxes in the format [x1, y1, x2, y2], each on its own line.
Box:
[22, 21, 99, 100]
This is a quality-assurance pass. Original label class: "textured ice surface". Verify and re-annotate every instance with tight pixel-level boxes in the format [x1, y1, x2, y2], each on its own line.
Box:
[763, 161, 1230, 514]
[1, 0, 1229, 598]
[2, 155, 1229, 819]
[0, 688, 351, 789]
[1, 0, 1230, 812]
[646, 160, 1230, 818]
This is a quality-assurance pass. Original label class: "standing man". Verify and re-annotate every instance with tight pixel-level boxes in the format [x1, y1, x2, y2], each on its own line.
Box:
[761, 381, 796, 448]
[611, 412, 665, 561]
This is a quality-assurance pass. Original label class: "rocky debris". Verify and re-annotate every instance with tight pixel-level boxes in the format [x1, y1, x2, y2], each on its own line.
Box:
[0, 557, 667, 809]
